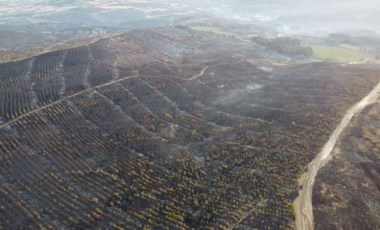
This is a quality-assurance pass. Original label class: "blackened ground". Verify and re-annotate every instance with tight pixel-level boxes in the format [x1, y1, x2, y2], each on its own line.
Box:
[313, 100, 380, 230]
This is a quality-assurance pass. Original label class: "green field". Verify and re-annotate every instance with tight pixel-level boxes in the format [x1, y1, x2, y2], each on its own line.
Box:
[190, 26, 233, 36]
[309, 45, 372, 63]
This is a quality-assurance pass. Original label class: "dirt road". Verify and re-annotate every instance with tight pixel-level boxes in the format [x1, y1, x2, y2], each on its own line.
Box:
[0, 65, 210, 130]
[294, 81, 380, 230]
[185, 66, 208, 81]
[229, 200, 267, 230]
[0, 75, 139, 130]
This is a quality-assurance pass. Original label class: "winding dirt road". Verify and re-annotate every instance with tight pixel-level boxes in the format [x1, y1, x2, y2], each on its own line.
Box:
[294, 81, 380, 230]
[0, 66, 209, 130]
[0, 75, 138, 130]
[185, 66, 208, 81]
[229, 199, 267, 230]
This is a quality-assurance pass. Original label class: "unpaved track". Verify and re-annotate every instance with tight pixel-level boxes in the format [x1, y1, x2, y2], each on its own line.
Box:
[0, 75, 138, 130]
[294, 81, 380, 230]
[229, 199, 267, 230]
[0, 66, 208, 130]
[185, 66, 208, 81]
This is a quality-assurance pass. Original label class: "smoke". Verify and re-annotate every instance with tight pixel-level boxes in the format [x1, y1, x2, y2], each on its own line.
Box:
[0, 0, 379, 34]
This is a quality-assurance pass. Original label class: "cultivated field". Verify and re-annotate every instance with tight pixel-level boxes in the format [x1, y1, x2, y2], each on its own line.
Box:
[0, 27, 379, 229]
[308, 45, 372, 63]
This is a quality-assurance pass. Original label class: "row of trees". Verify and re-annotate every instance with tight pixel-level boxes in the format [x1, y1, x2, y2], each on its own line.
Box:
[1, 33, 380, 229]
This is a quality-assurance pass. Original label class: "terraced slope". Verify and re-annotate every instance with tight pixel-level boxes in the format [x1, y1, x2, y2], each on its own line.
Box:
[0, 27, 379, 229]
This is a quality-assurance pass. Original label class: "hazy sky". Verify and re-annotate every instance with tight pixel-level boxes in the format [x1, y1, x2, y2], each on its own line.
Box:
[0, 0, 379, 34]
[0, 0, 378, 15]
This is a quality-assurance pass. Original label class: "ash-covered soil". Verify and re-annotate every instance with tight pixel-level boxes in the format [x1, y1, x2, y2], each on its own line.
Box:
[0, 26, 379, 229]
[313, 98, 380, 230]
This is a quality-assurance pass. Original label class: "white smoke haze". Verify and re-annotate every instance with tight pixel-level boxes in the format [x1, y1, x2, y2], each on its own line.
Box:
[0, 0, 379, 35]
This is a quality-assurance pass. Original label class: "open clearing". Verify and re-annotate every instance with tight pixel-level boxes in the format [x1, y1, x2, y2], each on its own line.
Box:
[190, 26, 234, 36]
[308, 45, 373, 62]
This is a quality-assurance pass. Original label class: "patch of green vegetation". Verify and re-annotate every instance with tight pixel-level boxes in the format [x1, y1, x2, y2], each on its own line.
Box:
[190, 26, 233, 36]
[308, 45, 372, 63]
[287, 203, 296, 217]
